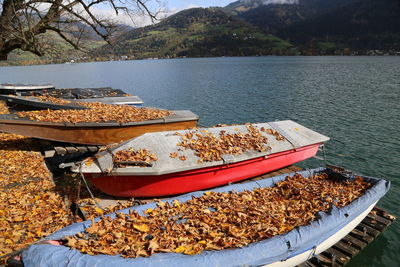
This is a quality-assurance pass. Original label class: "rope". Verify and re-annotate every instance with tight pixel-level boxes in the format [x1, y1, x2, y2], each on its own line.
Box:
[78, 163, 104, 211]
[308, 246, 317, 260]
[321, 144, 328, 167]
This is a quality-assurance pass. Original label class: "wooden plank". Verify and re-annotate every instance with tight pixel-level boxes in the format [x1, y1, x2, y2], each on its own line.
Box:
[262, 168, 287, 178]
[362, 216, 387, 231]
[87, 146, 100, 152]
[307, 254, 332, 266]
[263, 170, 282, 178]
[341, 235, 368, 249]
[65, 147, 79, 154]
[54, 147, 67, 155]
[43, 150, 56, 158]
[356, 223, 381, 237]
[332, 240, 359, 257]
[0, 119, 198, 145]
[320, 251, 342, 267]
[234, 166, 300, 184]
[325, 247, 351, 265]
[297, 261, 318, 267]
[372, 207, 396, 221]
[315, 253, 334, 265]
[287, 165, 303, 172]
[77, 146, 89, 153]
[366, 213, 392, 227]
[273, 169, 287, 175]
[349, 228, 374, 243]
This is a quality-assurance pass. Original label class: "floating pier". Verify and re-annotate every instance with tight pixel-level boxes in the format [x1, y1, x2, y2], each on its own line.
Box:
[298, 206, 395, 267]
[40, 141, 103, 158]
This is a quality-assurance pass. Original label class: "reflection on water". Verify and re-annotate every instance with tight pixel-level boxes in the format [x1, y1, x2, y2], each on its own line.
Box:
[1, 56, 399, 266]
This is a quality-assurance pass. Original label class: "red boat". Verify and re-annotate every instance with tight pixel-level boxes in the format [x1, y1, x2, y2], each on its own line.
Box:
[73, 121, 329, 197]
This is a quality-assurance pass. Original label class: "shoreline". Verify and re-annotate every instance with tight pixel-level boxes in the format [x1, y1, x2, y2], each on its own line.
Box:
[1, 54, 400, 68]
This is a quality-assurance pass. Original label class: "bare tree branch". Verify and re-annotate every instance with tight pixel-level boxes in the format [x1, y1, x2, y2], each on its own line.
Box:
[0, 0, 160, 60]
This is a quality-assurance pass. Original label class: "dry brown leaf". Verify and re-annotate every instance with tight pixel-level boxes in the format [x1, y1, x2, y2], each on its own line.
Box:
[17, 102, 173, 124]
[64, 172, 371, 259]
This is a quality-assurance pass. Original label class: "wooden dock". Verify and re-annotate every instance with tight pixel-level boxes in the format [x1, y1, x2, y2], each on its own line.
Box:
[298, 206, 395, 267]
[39, 140, 103, 158]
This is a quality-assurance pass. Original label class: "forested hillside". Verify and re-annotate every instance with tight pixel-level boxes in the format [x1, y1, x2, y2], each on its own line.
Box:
[224, 0, 400, 54]
[92, 8, 296, 59]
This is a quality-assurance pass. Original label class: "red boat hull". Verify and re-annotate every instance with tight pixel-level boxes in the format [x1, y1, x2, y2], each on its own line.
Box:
[87, 144, 321, 197]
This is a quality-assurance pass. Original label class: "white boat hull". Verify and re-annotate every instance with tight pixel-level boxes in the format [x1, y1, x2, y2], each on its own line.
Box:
[264, 202, 377, 267]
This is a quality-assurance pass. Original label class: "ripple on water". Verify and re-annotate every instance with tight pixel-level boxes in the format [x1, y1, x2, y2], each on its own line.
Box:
[0, 56, 399, 266]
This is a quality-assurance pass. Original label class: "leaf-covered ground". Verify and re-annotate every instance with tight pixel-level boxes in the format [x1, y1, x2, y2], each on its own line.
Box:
[0, 101, 70, 259]
[0, 101, 135, 263]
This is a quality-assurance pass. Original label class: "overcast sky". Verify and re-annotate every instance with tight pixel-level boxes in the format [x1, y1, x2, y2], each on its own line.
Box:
[105, 1, 298, 26]
[166, 1, 234, 10]
[104, 1, 234, 26]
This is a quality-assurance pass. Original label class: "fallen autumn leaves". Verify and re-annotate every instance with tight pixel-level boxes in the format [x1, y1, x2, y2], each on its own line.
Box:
[175, 125, 276, 163]
[0, 101, 135, 263]
[0, 132, 134, 261]
[0, 101, 71, 261]
[65, 173, 371, 258]
[17, 102, 173, 124]
[0, 100, 370, 264]
[35, 95, 73, 105]
[113, 148, 158, 167]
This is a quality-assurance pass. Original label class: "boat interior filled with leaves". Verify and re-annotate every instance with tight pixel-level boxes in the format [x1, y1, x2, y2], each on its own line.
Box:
[20, 168, 390, 267]
[0, 104, 199, 145]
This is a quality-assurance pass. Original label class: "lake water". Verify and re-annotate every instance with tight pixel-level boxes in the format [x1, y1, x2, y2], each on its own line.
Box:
[1, 56, 399, 266]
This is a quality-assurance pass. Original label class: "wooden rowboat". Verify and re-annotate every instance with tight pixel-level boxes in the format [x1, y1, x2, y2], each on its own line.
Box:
[72, 120, 330, 197]
[0, 110, 198, 145]
[20, 168, 390, 267]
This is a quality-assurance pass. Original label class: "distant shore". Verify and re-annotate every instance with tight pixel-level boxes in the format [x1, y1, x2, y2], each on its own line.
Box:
[2, 53, 400, 68]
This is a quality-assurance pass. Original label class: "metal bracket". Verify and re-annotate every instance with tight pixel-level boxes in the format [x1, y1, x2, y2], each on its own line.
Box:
[59, 162, 79, 169]
[313, 144, 327, 165]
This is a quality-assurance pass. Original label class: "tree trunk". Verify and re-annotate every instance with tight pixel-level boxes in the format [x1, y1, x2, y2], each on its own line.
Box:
[0, 51, 8, 61]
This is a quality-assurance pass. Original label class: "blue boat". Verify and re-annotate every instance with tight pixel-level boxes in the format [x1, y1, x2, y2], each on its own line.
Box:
[21, 168, 390, 267]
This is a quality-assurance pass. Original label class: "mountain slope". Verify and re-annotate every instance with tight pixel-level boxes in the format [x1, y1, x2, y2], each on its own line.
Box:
[280, 0, 400, 53]
[5, 31, 105, 66]
[92, 8, 297, 58]
[223, 0, 354, 34]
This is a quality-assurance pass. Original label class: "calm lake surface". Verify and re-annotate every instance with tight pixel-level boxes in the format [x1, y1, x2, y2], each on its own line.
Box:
[1, 56, 399, 266]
